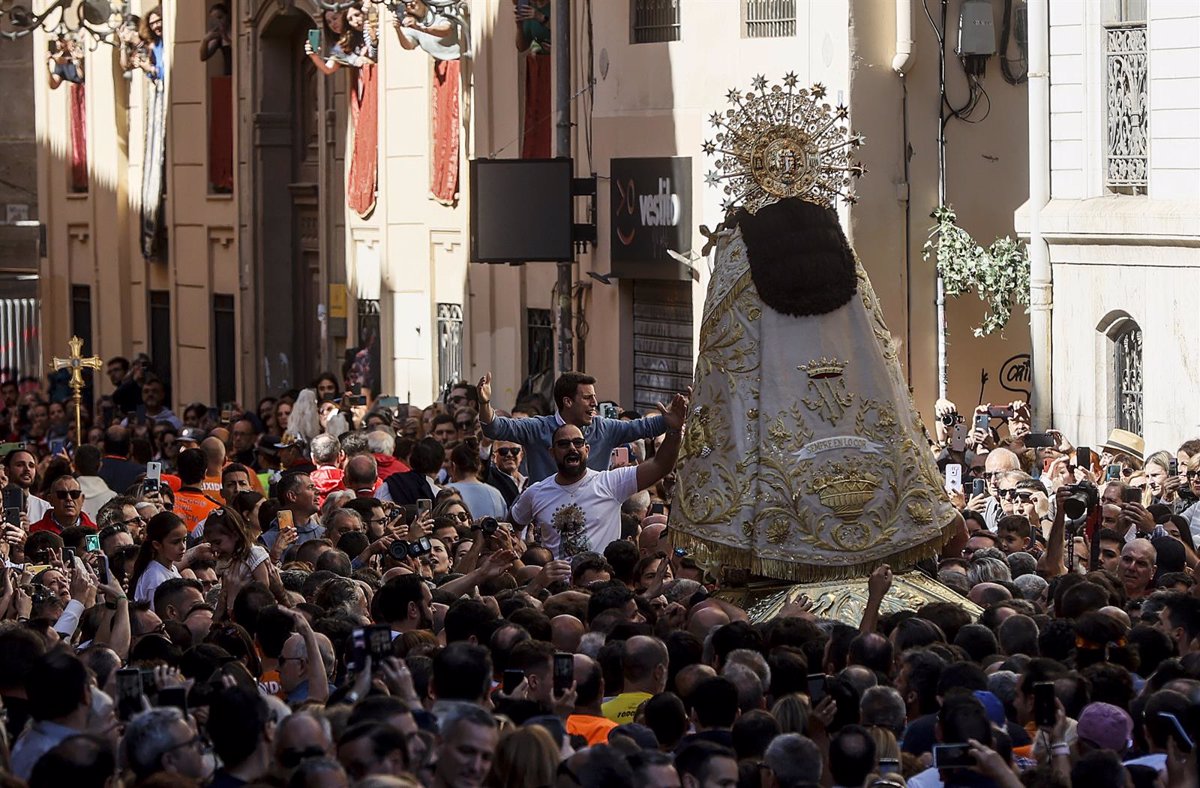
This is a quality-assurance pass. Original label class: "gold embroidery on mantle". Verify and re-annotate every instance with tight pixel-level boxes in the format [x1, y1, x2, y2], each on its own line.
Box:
[810, 458, 881, 521]
[799, 357, 854, 426]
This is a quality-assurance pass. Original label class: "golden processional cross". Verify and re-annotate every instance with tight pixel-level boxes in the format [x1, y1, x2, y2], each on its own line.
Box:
[51, 336, 103, 448]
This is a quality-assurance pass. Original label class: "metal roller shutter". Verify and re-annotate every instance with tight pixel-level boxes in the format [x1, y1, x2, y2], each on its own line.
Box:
[632, 280, 693, 414]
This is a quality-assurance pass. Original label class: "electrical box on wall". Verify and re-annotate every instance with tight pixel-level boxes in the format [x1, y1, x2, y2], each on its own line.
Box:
[958, 0, 997, 55]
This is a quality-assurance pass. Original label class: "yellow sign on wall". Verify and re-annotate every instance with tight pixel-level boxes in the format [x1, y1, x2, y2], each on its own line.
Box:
[329, 284, 348, 319]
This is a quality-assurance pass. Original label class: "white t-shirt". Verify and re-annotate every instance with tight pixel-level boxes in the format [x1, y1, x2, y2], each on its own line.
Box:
[218, 545, 270, 587]
[510, 466, 639, 558]
[134, 560, 181, 611]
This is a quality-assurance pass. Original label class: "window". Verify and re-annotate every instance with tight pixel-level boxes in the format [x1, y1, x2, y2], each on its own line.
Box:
[743, 0, 796, 38]
[213, 294, 236, 406]
[436, 303, 464, 400]
[631, 0, 681, 43]
[527, 308, 553, 379]
[1112, 319, 1143, 436]
[1103, 0, 1147, 194]
[148, 290, 172, 390]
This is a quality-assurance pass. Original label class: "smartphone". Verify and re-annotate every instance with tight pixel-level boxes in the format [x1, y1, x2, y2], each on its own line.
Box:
[972, 478, 987, 497]
[277, 510, 295, 532]
[1157, 712, 1195, 754]
[650, 502, 666, 516]
[987, 405, 1015, 419]
[143, 461, 162, 496]
[1024, 433, 1055, 449]
[553, 652, 574, 694]
[366, 624, 393, 662]
[945, 464, 963, 493]
[1033, 681, 1057, 727]
[1169, 458, 1179, 477]
[3, 487, 22, 515]
[609, 446, 630, 469]
[347, 627, 368, 672]
[1106, 464, 1122, 481]
[408, 536, 432, 557]
[48, 437, 66, 456]
[1123, 486, 1142, 504]
[878, 758, 900, 775]
[116, 668, 143, 721]
[933, 743, 975, 769]
[3, 507, 19, 526]
[140, 669, 157, 699]
[1076, 447, 1092, 469]
[345, 395, 368, 407]
[949, 423, 968, 452]
[84, 533, 100, 553]
[377, 396, 401, 410]
[973, 412, 989, 433]
[158, 686, 187, 713]
[306, 28, 321, 52]
[98, 554, 110, 585]
[63, 547, 76, 565]
[416, 499, 432, 517]
[502, 669, 524, 695]
[806, 673, 827, 703]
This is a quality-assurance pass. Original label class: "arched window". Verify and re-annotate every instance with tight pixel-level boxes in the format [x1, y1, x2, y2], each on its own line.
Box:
[1112, 319, 1143, 435]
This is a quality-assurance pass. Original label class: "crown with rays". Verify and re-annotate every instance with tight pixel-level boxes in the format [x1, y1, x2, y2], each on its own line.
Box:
[702, 73, 866, 215]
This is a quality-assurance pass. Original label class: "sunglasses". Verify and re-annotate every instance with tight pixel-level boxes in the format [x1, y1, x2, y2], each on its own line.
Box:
[54, 489, 82, 500]
[495, 447, 520, 457]
[997, 489, 1019, 500]
[555, 438, 587, 449]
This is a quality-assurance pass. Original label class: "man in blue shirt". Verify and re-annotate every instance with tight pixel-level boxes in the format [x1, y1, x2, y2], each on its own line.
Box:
[477, 371, 672, 484]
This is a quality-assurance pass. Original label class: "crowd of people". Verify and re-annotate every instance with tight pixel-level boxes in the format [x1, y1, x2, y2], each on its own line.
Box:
[0, 359, 1196, 788]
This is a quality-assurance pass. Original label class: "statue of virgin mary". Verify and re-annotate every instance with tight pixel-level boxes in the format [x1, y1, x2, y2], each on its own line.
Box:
[670, 76, 958, 584]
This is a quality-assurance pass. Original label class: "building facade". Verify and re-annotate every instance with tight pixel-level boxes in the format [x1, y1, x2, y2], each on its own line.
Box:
[27, 0, 1033, 423]
[1017, 0, 1200, 451]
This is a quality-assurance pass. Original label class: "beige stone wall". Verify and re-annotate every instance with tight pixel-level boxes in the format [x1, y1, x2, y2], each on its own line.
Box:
[30, 0, 1033, 420]
[467, 0, 1033, 422]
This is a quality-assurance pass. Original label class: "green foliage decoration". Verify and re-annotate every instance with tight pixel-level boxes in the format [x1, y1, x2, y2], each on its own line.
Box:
[923, 205, 1031, 338]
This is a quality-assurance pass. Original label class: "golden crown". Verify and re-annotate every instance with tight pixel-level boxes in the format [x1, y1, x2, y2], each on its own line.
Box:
[702, 74, 865, 214]
[799, 357, 847, 379]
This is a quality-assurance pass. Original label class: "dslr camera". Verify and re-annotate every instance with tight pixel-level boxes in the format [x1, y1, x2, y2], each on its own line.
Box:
[477, 517, 500, 537]
[389, 536, 432, 561]
[1061, 480, 1099, 520]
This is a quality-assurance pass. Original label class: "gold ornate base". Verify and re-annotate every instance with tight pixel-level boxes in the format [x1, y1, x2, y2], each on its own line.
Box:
[716, 570, 982, 626]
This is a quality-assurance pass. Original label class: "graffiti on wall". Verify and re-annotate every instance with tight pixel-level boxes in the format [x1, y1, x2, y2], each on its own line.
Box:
[976, 353, 1032, 406]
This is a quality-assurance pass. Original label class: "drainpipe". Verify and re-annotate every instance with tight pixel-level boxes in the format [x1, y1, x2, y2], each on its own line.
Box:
[892, 0, 915, 74]
[1027, 0, 1052, 426]
[892, 0, 914, 382]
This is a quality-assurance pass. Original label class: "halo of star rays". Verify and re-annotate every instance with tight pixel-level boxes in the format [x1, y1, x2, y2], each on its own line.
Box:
[702, 73, 866, 215]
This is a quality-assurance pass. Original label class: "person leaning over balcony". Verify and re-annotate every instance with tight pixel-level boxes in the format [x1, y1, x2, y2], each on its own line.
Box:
[477, 371, 670, 484]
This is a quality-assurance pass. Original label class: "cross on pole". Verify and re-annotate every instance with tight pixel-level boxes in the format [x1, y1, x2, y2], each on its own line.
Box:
[51, 336, 103, 449]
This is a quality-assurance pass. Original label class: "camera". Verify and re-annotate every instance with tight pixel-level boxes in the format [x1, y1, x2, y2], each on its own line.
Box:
[941, 412, 961, 426]
[478, 517, 499, 536]
[1061, 481, 1099, 520]
[389, 536, 432, 561]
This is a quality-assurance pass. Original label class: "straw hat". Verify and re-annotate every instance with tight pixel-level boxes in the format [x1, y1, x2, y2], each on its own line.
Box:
[1101, 429, 1144, 463]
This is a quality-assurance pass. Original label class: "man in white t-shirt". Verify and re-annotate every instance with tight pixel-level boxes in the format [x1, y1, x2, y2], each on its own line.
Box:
[511, 391, 687, 558]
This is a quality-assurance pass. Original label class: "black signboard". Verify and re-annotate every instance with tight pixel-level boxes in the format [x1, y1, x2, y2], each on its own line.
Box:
[610, 157, 692, 280]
